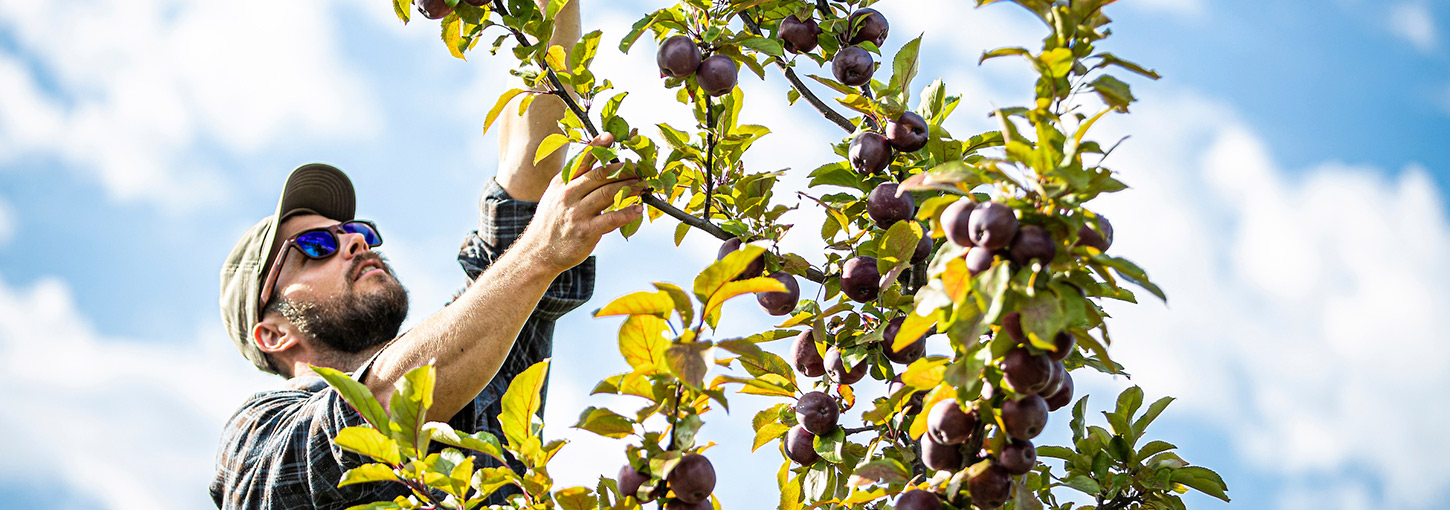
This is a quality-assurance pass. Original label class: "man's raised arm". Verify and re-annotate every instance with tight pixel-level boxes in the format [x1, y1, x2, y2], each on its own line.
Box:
[495, 0, 582, 202]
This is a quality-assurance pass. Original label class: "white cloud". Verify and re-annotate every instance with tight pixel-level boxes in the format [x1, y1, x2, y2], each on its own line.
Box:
[0, 274, 278, 509]
[0, 0, 380, 211]
[0, 196, 14, 246]
[1389, 3, 1438, 52]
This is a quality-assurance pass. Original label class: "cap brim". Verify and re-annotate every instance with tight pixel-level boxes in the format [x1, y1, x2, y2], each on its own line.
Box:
[259, 163, 357, 299]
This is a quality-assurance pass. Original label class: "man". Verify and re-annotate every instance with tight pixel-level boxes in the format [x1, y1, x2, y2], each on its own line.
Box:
[208, 1, 636, 507]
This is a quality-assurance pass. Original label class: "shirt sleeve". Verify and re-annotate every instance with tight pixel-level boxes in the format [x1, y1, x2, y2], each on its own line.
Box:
[457, 177, 596, 322]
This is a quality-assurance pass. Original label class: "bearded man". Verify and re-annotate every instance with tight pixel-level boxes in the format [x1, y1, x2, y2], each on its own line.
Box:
[207, 1, 638, 507]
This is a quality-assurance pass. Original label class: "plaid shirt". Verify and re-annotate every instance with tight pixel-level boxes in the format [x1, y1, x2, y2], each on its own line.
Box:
[210, 179, 595, 509]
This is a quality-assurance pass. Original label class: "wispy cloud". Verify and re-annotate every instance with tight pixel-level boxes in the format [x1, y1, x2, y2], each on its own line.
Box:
[1389, 3, 1438, 52]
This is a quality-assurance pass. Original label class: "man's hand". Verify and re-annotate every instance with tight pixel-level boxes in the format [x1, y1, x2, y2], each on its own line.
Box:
[516, 132, 644, 273]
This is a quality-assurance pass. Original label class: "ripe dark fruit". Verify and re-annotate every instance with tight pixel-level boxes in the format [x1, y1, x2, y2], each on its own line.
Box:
[847, 8, 890, 47]
[790, 330, 825, 377]
[414, 0, 453, 19]
[886, 112, 929, 152]
[888, 376, 925, 414]
[779, 15, 821, 54]
[840, 256, 881, 302]
[665, 499, 711, 510]
[824, 347, 868, 384]
[717, 237, 765, 281]
[1002, 312, 1026, 344]
[619, 465, 652, 502]
[867, 182, 915, 228]
[1039, 360, 1064, 398]
[832, 45, 875, 87]
[1076, 215, 1114, 252]
[1008, 225, 1056, 267]
[920, 435, 963, 471]
[897, 489, 942, 510]
[926, 399, 978, 445]
[912, 236, 933, 264]
[999, 439, 1037, 475]
[796, 391, 840, 435]
[967, 464, 1012, 509]
[1043, 367, 1074, 411]
[1002, 347, 1053, 394]
[785, 425, 821, 465]
[882, 316, 926, 364]
[849, 132, 893, 175]
[941, 198, 978, 247]
[1001, 394, 1049, 440]
[968, 202, 1018, 250]
[1048, 331, 1075, 362]
[695, 55, 738, 97]
[657, 35, 702, 78]
[965, 247, 995, 276]
[757, 271, 800, 316]
[667, 454, 716, 504]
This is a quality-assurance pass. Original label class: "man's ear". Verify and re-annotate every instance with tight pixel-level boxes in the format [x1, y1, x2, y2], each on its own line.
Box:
[253, 315, 302, 357]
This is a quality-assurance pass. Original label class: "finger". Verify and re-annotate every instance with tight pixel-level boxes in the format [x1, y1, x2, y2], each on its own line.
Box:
[578, 179, 645, 217]
[567, 161, 628, 200]
[574, 132, 616, 175]
[587, 204, 644, 236]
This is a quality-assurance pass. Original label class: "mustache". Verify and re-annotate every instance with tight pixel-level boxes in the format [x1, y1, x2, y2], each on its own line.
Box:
[349, 251, 393, 281]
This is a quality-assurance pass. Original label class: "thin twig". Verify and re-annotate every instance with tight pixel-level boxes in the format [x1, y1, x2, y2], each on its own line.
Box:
[704, 94, 716, 224]
[738, 11, 856, 133]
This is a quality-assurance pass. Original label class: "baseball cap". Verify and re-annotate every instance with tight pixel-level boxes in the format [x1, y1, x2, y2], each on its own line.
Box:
[219, 163, 357, 374]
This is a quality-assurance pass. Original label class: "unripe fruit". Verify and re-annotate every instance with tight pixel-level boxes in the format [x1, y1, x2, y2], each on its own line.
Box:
[847, 8, 889, 47]
[717, 237, 765, 281]
[1075, 215, 1113, 252]
[896, 489, 942, 510]
[824, 346, 868, 384]
[796, 391, 839, 435]
[1043, 367, 1074, 411]
[667, 454, 716, 504]
[1000, 394, 1049, 440]
[1048, 331, 1075, 362]
[790, 330, 825, 377]
[1008, 225, 1056, 267]
[967, 464, 1012, 509]
[619, 465, 652, 502]
[926, 399, 978, 445]
[832, 45, 875, 86]
[965, 246, 995, 276]
[696, 55, 738, 97]
[999, 439, 1037, 475]
[867, 182, 914, 228]
[658, 36, 702, 78]
[1002, 347, 1053, 394]
[779, 15, 821, 54]
[757, 271, 800, 316]
[840, 256, 880, 302]
[968, 202, 1018, 250]
[414, 0, 452, 20]
[912, 235, 934, 264]
[920, 435, 963, 471]
[886, 112, 929, 152]
[785, 425, 821, 465]
[849, 132, 893, 174]
[941, 198, 978, 247]
[882, 316, 926, 364]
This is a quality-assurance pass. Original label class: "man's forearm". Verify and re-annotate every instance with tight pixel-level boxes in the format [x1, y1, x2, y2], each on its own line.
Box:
[364, 244, 558, 421]
[496, 0, 583, 201]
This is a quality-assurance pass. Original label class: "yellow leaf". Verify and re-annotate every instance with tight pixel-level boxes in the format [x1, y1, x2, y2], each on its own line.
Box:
[908, 385, 954, 441]
[900, 357, 949, 390]
[594, 290, 675, 318]
[693, 242, 768, 303]
[545, 44, 568, 70]
[618, 315, 669, 373]
[338, 463, 398, 487]
[335, 427, 401, 465]
[499, 359, 551, 450]
[482, 89, 525, 136]
[442, 14, 465, 60]
[702, 276, 787, 328]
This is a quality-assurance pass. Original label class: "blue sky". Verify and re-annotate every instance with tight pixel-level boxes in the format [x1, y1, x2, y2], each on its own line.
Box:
[1, 0, 1447, 509]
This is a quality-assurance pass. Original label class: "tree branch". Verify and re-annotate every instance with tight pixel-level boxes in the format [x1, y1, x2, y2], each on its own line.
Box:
[738, 12, 857, 133]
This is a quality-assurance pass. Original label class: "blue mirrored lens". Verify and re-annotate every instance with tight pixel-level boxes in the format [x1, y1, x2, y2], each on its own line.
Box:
[294, 231, 339, 258]
[342, 222, 382, 246]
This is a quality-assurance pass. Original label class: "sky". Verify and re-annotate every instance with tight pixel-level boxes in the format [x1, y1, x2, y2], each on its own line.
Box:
[0, 0, 1448, 509]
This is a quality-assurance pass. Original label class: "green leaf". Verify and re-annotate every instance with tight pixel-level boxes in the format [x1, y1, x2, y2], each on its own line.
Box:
[803, 461, 834, 500]
[556, 486, 597, 510]
[877, 220, 923, 274]
[389, 364, 436, 451]
[617, 314, 669, 373]
[426, 422, 506, 463]
[482, 89, 525, 136]
[335, 427, 401, 465]
[665, 341, 712, 390]
[1170, 466, 1231, 502]
[693, 242, 768, 304]
[848, 459, 909, 486]
[1115, 386, 1144, 425]
[574, 406, 635, 439]
[1090, 74, 1136, 113]
[1060, 475, 1099, 496]
[1039, 47, 1074, 78]
[979, 46, 1031, 63]
[813, 425, 846, 464]
[1017, 292, 1066, 352]
[545, 0, 571, 20]
[1092, 53, 1161, 80]
[338, 463, 399, 487]
[738, 35, 785, 57]
[888, 35, 924, 100]
[1133, 396, 1175, 443]
[312, 366, 390, 432]
[499, 359, 551, 450]
[1035, 445, 1076, 460]
[619, 11, 662, 53]
[1137, 440, 1177, 460]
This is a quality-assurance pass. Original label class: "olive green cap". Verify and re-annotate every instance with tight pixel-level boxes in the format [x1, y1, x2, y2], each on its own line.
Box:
[219, 163, 356, 374]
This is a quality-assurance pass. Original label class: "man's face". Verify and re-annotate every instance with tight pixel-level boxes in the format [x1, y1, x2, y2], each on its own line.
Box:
[265, 214, 409, 353]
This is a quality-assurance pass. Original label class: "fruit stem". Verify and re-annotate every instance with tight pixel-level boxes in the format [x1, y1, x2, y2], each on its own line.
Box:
[738, 11, 857, 133]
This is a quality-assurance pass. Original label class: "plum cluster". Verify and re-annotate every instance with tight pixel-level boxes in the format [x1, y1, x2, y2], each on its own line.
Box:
[940, 197, 1113, 277]
[617, 453, 717, 510]
[656, 35, 739, 97]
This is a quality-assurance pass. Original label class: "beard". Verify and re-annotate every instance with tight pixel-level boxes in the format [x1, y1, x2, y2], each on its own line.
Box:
[272, 252, 410, 354]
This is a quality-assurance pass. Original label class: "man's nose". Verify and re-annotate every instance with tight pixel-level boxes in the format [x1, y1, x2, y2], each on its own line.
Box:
[338, 229, 371, 258]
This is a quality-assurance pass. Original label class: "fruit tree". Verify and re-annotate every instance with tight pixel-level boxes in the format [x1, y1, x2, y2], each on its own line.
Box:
[318, 1, 1231, 509]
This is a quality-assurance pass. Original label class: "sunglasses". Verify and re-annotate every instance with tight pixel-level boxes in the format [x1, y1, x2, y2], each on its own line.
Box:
[258, 220, 383, 316]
